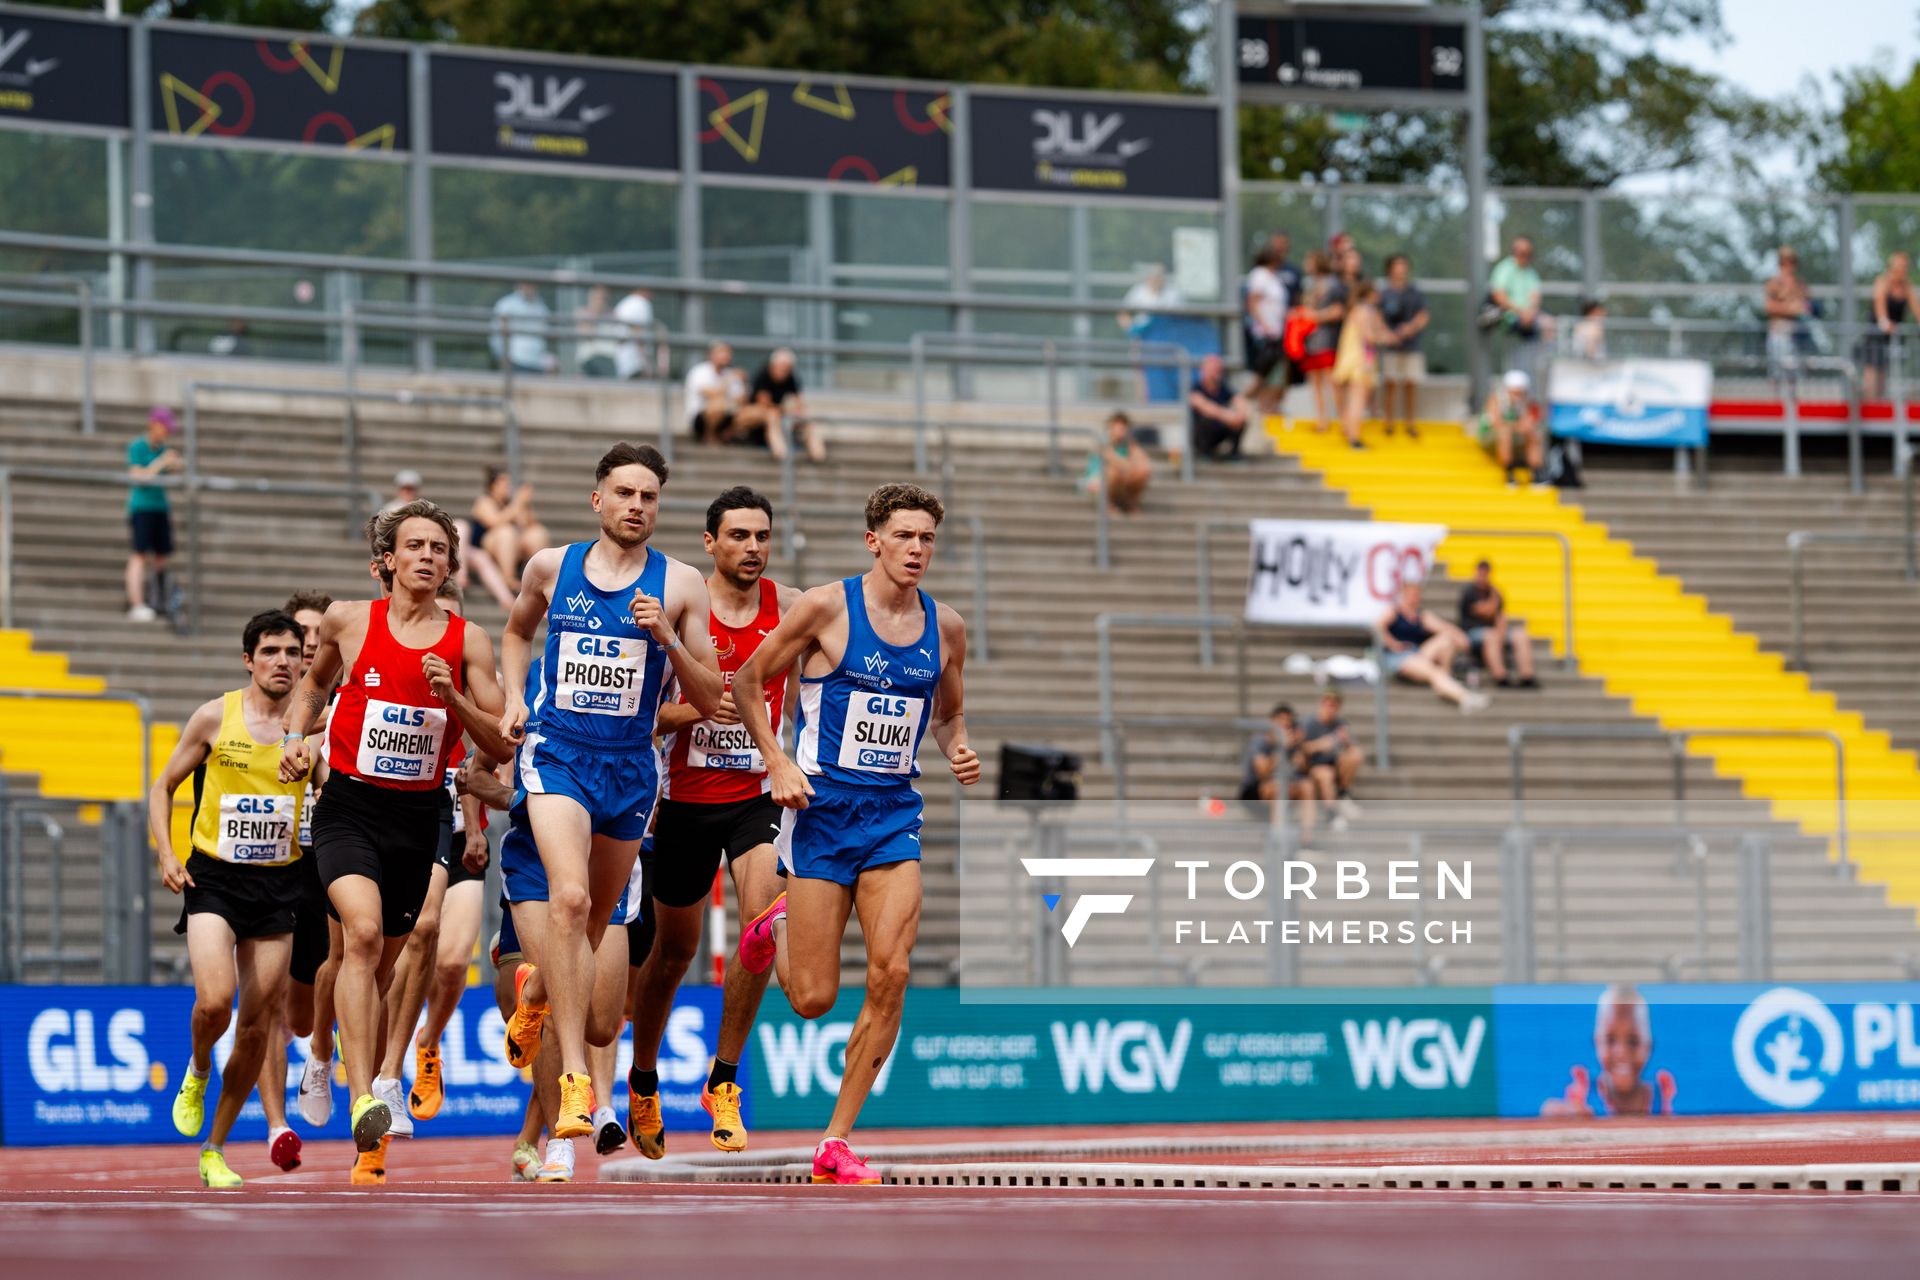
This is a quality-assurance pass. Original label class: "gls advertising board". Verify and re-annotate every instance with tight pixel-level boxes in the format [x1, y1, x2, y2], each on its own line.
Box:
[0, 984, 723, 1146]
[750, 988, 1496, 1128]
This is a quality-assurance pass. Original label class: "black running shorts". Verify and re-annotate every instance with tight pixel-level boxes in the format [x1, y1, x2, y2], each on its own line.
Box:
[175, 851, 302, 941]
[288, 850, 329, 984]
[628, 853, 657, 969]
[431, 791, 487, 888]
[649, 794, 781, 908]
[313, 774, 442, 937]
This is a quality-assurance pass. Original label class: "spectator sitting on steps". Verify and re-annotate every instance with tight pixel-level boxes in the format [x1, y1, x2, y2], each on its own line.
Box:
[1458, 558, 1540, 689]
[1239, 703, 1320, 844]
[1482, 370, 1546, 489]
[1083, 410, 1152, 515]
[1377, 580, 1490, 715]
[1300, 690, 1365, 830]
[1188, 354, 1251, 461]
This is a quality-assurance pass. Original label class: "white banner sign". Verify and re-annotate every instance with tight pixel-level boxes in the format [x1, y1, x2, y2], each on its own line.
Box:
[1245, 519, 1447, 627]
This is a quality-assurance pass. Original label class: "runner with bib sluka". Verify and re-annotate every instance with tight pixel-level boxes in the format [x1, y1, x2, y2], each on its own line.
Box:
[630, 485, 798, 1157]
[277, 500, 511, 1178]
[731, 482, 980, 1184]
[496, 443, 723, 1144]
[147, 610, 315, 1188]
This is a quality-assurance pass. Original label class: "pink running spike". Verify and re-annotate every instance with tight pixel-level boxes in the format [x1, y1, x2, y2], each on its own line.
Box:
[811, 1137, 880, 1185]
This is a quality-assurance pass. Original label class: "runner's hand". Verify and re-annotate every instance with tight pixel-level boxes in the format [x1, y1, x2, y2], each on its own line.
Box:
[158, 851, 192, 894]
[949, 743, 981, 786]
[422, 652, 456, 704]
[278, 736, 312, 783]
[499, 697, 528, 745]
[631, 591, 671, 644]
[769, 756, 814, 810]
[462, 828, 490, 874]
[712, 689, 741, 725]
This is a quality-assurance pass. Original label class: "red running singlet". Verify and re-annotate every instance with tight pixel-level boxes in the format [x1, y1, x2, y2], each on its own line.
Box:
[327, 599, 468, 792]
[664, 578, 788, 804]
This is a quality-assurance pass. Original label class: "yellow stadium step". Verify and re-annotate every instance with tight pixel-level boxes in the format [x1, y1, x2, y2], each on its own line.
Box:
[0, 629, 179, 818]
[1270, 418, 1920, 912]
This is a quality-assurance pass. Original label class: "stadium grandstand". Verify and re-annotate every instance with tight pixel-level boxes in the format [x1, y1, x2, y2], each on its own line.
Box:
[1, 0, 1918, 1273]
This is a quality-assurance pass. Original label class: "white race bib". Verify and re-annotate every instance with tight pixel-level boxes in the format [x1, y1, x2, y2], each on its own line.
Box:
[356, 699, 447, 783]
[687, 720, 764, 772]
[215, 793, 297, 865]
[298, 782, 315, 848]
[445, 769, 465, 834]
[554, 632, 645, 717]
[836, 693, 925, 775]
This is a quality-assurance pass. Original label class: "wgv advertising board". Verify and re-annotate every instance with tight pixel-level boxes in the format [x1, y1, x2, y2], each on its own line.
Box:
[749, 987, 1496, 1130]
[0, 984, 723, 1146]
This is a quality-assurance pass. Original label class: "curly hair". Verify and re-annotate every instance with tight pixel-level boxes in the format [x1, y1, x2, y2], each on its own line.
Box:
[369, 499, 461, 588]
[282, 588, 333, 618]
[864, 482, 944, 532]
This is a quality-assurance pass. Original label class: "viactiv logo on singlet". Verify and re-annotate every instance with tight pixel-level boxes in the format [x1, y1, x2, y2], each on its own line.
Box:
[357, 700, 447, 780]
[555, 632, 645, 716]
[215, 793, 297, 864]
[837, 693, 924, 774]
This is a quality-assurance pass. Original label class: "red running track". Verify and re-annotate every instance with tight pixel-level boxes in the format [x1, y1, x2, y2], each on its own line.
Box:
[3, 1119, 1919, 1279]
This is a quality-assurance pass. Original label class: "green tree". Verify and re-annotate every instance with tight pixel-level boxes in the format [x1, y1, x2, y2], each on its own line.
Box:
[355, 0, 1200, 92]
[1815, 58, 1920, 195]
[38, 0, 334, 29]
[1241, 0, 1788, 188]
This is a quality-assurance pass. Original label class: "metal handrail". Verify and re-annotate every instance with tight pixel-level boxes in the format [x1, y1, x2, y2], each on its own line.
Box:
[1095, 613, 1254, 770]
[1508, 722, 1849, 874]
[0, 465, 383, 634]
[1786, 527, 1920, 670]
[0, 273, 93, 436]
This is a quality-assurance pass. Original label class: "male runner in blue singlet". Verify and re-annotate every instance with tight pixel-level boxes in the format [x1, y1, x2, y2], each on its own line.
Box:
[731, 482, 979, 1183]
[496, 442, 723, 1139]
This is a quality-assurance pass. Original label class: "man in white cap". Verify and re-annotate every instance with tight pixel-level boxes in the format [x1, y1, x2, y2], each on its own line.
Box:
[1481, 370, 1544, 488]
[383, 470, 424, 516]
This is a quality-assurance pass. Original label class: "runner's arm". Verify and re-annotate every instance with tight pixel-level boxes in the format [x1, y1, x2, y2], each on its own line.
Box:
[279, 605, 347, 781]
[735, 585, 836, 807]
[654, 559, 724, 717]
[499, 548, 559, 741]
[930, 602, 978, 784]
[147, 698, 219, 891]
[656, 701, 705, 735]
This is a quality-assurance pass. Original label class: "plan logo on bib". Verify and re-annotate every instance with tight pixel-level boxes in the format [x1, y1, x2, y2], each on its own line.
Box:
[1733, 987, 1843, 1109]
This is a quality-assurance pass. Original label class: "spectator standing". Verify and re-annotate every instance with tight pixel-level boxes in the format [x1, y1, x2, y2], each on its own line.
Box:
[685, 340, 748, 443]
[1489, 236, 1551, 387]
[490, 281, 556, 374]
[1763, 244, 1812, 390]
[1376, 581, 1489, 714]
[1378, 253, 1431, 438]
[744, 347, 826, 463]
[1457, 559, 1540, 689]
[572, 284, 623, 378]
[1244, 246, 1289, 415]
[1083, 410, 1152, 515]
[469, 466, 551, 591]
[612, 287, 662, 381]
[1297, 250, 1344, 433]
[1571, 299, 1608, 361]
[1118, 263, 1182, 336]
[1482, 370, 1546, 488]
[125, 405, 182, 622]
[1188, 354, 1251, 460]
[1861, 250, 1913, 402]
[1267, 233, 1304, 311]
[1332, 279, 1390, 450]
